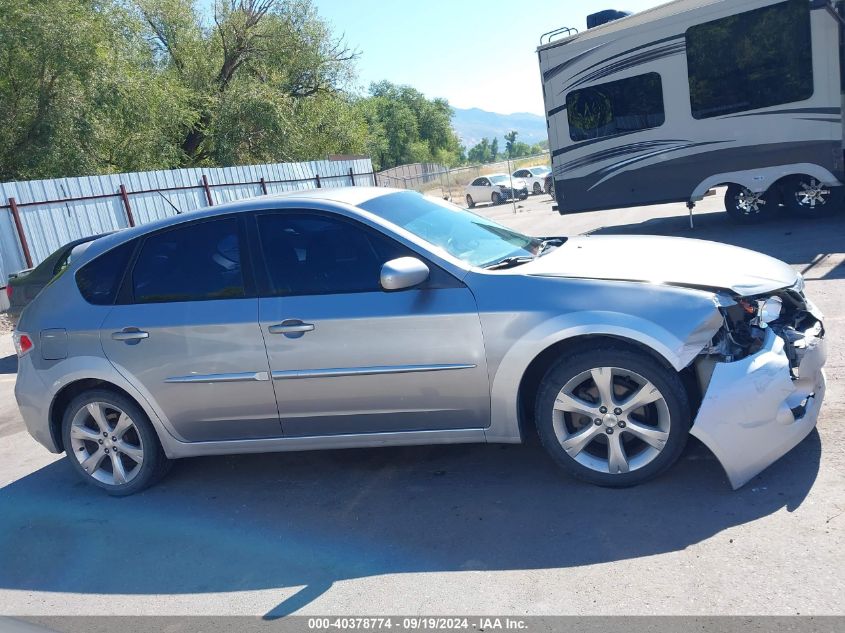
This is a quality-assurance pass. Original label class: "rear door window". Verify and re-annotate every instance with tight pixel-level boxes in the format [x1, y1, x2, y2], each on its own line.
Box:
[131, 217, 246, 304]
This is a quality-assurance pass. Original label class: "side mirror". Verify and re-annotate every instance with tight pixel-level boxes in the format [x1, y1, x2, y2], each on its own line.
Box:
[380, 257, 430, 291]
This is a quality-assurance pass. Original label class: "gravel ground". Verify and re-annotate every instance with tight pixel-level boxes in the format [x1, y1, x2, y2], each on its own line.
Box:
[0, 313, 13, 335]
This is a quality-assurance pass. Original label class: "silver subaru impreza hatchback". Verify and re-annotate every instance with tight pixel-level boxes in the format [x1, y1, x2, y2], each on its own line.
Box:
[13, 188, 826, 495]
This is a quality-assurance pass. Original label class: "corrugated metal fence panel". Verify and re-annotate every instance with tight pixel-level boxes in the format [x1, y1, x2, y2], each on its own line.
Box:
[0, 158, 373, 285]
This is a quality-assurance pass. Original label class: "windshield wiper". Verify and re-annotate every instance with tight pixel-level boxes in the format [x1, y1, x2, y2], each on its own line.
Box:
[483, 256, 535, 270]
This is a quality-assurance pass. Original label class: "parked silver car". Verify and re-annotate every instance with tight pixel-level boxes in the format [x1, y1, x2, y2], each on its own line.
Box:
[13, 188, 826, 495]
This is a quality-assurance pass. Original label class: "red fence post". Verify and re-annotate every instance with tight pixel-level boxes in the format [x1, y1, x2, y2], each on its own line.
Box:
[119, 184, 135, 227]
[8, 197, 33, 268]
[202, 174, 214, 206]
[349, 167, 356, 186]
[260, 177, 268, 195]
[315, 174, 321, 188]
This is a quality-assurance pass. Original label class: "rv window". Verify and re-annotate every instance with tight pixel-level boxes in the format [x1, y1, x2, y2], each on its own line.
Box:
[565, 73, 665, 142]
[686, 0, 813, 119]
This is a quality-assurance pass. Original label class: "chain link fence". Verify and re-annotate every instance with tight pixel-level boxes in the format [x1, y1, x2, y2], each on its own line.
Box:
[376, 152, 551, 203]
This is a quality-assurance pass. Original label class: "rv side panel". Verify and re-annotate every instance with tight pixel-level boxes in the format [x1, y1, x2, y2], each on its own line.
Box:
[539, 0, 844, 214]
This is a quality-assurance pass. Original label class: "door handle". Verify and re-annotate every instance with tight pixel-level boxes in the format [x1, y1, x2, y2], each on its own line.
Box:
[268, 320, 315, 336]
[111, 328, 150, 342]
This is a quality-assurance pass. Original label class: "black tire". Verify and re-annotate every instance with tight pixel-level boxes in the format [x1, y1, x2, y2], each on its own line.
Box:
[535, 344, 691, 487]
[466, 194, 475, 209]
[780, 175, 843, 218]
[62, 389, 171, 496]
[492, 191, 502, 205]
[725, 184, 773, 224]
[546, 181, 556, 201]
[533, 182, 542, 195]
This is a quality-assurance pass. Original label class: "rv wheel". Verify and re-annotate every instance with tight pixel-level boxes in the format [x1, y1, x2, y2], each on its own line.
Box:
[725, 184, 772, 224]
[782, 176, 843, 218]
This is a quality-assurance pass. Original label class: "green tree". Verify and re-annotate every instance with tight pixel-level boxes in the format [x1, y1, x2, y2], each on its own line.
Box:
[504, 130, 519, 158]
[364, 81, 462, 169]
[135, 0, 359, 165]
[0, 0, 192, 180]
[490, 138, 499, 162]
[467, 138, 493, 164]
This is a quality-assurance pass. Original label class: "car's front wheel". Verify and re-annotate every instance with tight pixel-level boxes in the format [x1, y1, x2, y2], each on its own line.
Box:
[491, 191, 503, 205]
[62, 389, 171, 496]
[535, 344, 691, 487]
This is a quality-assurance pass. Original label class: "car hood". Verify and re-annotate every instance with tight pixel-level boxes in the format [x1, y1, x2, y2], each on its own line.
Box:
[521, 235, 798, 296]
[500, 179, 526, 189]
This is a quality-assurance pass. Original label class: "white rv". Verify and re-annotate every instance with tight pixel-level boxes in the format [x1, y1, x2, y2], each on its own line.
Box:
[538, 0, 845, 223]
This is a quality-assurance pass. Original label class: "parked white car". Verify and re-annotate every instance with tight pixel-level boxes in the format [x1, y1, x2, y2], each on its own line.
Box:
[513, 166, 552, 195]
[465, 174, 529, 208]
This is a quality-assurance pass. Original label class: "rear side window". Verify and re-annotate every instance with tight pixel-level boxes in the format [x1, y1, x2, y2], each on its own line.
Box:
[132, 217, 245, 304]
[76, 241, 135, 306]
[566, 72, 665, 141]
[686, 0, 813, 119]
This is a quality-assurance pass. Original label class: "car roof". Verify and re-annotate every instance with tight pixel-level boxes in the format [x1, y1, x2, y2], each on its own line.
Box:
[71, 187, 404, 265]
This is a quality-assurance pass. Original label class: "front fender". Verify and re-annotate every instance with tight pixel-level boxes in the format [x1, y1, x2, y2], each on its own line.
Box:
[485, 307, 722, 443]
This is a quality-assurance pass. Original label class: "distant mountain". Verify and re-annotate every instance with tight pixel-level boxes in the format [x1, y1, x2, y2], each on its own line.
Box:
[451, 107, 548, 149]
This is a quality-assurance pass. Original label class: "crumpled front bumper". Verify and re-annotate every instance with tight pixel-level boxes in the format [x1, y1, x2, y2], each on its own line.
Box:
[690, 326, 826, 489]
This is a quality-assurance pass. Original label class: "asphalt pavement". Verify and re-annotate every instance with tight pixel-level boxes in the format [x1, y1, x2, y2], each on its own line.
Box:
[0, 192, 843, 617]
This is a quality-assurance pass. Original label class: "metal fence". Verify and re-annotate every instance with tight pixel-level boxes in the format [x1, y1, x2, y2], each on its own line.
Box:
[376, 152, 551, 202]
[0, 158, 375, 285]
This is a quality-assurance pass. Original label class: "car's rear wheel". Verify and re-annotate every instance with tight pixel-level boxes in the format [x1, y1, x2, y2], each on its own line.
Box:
[533, 182, 542, 195]
[466, 194, 475, 208]
[492, 191, 503, 205]
[535, 344, 691, 487]
[725, 184, 773, 224]
[781, 175, 843, 218]
[62, 389, 170, 496]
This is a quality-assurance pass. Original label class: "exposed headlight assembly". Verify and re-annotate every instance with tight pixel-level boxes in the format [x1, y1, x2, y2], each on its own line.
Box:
[756, 296, 783, 327]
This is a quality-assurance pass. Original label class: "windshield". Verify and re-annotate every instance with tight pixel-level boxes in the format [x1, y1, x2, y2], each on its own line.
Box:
[358, 191, 542, 267]
[488, 175, 511, 185]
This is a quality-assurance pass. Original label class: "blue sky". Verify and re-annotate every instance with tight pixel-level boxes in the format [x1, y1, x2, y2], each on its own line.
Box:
[314, 0, 667, 115]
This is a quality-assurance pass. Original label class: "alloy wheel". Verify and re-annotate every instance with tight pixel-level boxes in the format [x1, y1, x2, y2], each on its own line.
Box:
[734, 187, 767, 216]
[69, 402, 145, 485]
[552, 367, 671, 474]
[794, 178, 831, 210]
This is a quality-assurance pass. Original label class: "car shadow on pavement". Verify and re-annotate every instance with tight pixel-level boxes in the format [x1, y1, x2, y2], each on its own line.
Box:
[0, 429, 821, 617]
[592, 209, 845, 281]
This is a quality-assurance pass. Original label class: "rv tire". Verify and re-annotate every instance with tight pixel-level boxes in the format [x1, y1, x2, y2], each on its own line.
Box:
[725, 184, 772, 224]
[781, 176, 843, 218]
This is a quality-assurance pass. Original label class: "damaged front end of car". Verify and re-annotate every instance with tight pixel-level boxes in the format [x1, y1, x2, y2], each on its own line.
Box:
[690, 277, 827, 489]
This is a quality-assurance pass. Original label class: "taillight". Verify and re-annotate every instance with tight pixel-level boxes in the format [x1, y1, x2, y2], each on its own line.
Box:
[13, 332, 33, 357]
[4, 285, 10, 300]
